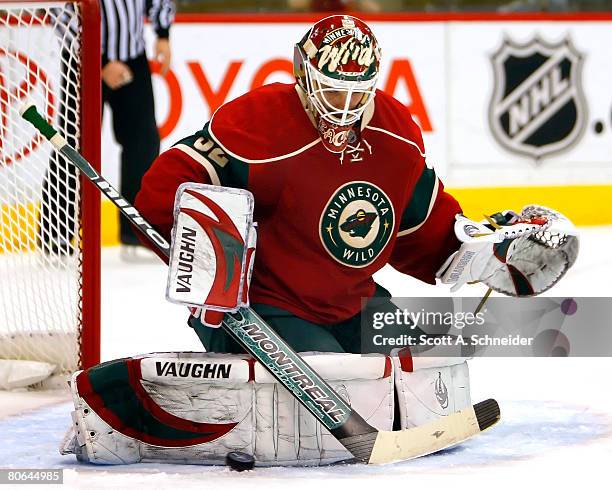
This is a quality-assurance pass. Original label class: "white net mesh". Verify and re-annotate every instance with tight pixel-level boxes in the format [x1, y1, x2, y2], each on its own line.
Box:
[0, 2, 87, 377]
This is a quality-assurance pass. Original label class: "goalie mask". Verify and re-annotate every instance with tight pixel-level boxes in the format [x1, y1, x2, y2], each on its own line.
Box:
[294, 15, 381, 153]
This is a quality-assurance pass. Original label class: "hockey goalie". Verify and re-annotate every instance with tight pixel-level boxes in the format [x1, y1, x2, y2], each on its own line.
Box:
[62, 15, 578, 466]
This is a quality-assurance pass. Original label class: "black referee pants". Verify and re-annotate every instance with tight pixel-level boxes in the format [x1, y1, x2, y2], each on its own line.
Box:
[40, 52, 160, 248]
[103, 53, 160, 245]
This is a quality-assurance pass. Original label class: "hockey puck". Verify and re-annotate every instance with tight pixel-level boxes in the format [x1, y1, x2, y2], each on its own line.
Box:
[225, 451, 255, 471]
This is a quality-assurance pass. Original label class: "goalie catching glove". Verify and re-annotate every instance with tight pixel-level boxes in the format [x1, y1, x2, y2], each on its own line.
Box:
[437, 205, 579, 296]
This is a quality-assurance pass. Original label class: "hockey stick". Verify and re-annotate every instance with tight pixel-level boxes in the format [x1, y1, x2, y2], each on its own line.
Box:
[22, 103, 500, 464]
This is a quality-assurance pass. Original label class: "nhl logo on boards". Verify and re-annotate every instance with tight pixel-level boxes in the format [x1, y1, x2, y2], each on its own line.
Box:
[319, 181, 394, 268]
[488, 36, 587, 161]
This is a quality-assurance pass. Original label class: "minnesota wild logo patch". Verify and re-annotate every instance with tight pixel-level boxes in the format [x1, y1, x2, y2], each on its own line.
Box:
[319, 181, 394, 268]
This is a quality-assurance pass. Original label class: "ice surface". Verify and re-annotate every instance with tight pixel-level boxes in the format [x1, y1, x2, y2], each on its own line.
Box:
[1, 226, 611, 489]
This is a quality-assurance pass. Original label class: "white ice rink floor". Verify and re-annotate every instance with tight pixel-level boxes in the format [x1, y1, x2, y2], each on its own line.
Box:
[1, 226, 612, 489]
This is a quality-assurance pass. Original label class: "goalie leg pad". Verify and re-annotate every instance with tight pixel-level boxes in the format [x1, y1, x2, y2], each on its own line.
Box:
[66, 352, 472, 466]
[66, 352, 394, 466]
[392, 349, 471, 429]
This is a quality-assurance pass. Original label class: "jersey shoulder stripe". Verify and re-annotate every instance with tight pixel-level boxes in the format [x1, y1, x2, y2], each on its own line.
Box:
[172, 144, 221, 186]
[208, 126, 320, 164]
[365, 125, 427, 159]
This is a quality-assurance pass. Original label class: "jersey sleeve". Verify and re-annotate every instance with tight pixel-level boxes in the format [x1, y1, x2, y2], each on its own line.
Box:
[388, 163, 462, 285]
[134, 123, 249, 244]
[145, 0, 175, 39]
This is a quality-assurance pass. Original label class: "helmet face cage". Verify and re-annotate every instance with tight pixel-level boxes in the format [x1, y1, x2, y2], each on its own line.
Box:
[294, 15, 381, 128]
[304, 62, 377, 126]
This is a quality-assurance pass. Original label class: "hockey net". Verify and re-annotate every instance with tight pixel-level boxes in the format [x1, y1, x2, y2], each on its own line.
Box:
[0, 0, 100, 389]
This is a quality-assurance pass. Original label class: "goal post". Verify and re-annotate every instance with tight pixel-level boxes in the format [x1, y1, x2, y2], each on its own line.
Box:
[76, 0, 101, 378]
[0, 0, 100, 388]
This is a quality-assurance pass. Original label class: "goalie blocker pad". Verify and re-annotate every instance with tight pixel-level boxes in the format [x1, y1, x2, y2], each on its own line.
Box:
[62, 352, 470, 466]
[166, 183, 256, 312]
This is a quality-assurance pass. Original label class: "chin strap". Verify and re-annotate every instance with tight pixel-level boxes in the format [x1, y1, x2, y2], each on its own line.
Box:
[294, 84, 376, 159]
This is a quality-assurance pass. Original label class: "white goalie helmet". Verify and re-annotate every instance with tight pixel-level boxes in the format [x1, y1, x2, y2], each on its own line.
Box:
[293, 15, 381, 153]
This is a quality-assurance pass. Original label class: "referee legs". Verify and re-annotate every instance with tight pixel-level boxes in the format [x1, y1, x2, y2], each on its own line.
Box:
[103, 53, 160, 245]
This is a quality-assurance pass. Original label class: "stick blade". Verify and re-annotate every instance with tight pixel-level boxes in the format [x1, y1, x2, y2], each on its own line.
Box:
[368, 399, 500, 464]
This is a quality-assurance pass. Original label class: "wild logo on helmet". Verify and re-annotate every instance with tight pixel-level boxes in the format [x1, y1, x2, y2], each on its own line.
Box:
[315, 29, 377, 75]
[319, 181, 394, 268]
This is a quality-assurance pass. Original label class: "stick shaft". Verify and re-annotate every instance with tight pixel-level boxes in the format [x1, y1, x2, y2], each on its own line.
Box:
[22, 104, 171, 255]
[474, 287, 493, 315]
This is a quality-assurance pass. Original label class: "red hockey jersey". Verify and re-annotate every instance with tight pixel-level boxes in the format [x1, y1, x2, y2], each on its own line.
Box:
[135, 83, 461, 324]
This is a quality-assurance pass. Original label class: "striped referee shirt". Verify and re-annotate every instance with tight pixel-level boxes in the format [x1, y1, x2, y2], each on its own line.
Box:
[101, 0, 175, 65]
